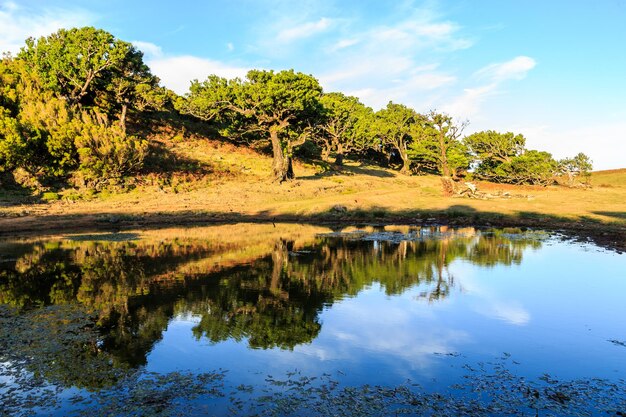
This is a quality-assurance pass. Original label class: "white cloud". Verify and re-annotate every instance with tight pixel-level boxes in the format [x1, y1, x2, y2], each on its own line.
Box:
[0, 1, 94, 54]
[147, 55, 250, 95]
[442, 56, 537, 119]
[227, 42, 234, 52]
[276, 17, 332, 43]
[514, 121, 626, 170]
[131, 40, 163, 58]
[314, 6, 471, 111]
[475, 56, 536, 82]
[327, 38, 359, 52]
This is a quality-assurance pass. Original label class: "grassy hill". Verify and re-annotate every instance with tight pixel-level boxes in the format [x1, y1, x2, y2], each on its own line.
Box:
[0, 129, 624, 250]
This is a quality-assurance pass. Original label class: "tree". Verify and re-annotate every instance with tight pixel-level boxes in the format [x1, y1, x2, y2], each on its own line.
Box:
[317, 92, 374, 165]
[178, 70, 323, 182]
[19, 27, 134, 107]
[409, 112, 469, 178]
[558, 152, 592, 186]
[374, 102, 419, 173]
[464, 130, 526, 165]
[490, 150, 558, 186]
[99, 47, 166, 132]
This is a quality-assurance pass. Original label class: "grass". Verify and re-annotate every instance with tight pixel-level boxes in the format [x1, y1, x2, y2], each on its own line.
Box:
[0, 134, 624, 250]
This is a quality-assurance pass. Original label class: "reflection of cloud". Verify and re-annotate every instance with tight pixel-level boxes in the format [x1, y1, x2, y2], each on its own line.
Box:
[488, 302, 530, 325]
[290, 286, 469, 373]
[451, 263, 531, 326]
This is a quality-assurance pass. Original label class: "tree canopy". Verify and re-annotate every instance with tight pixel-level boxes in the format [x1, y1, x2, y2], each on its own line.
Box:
[178, 69, 323, 181]
[0, 25, 594, 191]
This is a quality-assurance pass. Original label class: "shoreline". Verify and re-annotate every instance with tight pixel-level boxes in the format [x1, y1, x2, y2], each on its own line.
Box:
[1, 210, 623, 253]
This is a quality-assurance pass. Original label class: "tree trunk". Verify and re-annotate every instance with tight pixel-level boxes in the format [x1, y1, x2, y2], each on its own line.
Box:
[284, 157, 295, 181]
[399, 148, 411, 174]
[335, 143, 345, 165]
[119, 104, 128, 133]
[439, 133, 450, 177]
[270, 239, 287, 292]
[270, 128, 287, 182]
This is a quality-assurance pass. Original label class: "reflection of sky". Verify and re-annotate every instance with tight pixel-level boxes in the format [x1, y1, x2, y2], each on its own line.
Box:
[147, 240, 626, 388]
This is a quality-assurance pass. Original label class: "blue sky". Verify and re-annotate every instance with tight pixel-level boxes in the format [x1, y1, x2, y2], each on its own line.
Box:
[1, 0, 625, 169]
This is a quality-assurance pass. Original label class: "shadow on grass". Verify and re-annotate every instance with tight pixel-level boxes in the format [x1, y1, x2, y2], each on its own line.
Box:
[0, 173, 43, 207]
[592, 211, 626, 221]
[1, 204, 624, 252]
[299, 163, 396, 180]
[142, 140, 213, 177]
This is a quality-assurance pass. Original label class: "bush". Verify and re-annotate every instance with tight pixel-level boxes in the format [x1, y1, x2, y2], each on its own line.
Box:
[75, 115, 148, 186]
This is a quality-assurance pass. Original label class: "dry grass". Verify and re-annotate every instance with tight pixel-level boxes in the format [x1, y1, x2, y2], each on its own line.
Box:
[0, 136, 624, 241]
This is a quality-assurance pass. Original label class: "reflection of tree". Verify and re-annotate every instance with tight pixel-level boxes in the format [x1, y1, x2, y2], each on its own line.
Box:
[0, 226, 543, 389]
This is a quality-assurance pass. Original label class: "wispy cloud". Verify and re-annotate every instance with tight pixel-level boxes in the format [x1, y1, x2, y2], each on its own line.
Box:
[276, 17, 333, 43]
[315, 4, 471, 110]
[442, 56, 536, 118]
[475, 56, 536, 82]
[0, 1, 94, 54]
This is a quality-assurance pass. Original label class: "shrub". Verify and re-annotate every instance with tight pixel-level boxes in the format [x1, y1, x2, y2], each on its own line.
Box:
[76, 115, 148, 186]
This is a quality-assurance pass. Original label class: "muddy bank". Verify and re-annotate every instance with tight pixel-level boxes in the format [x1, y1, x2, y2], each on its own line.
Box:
[0, 209, 623, 253]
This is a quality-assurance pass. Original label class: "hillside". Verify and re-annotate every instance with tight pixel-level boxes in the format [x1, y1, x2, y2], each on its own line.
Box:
[0, 131, 624, 251]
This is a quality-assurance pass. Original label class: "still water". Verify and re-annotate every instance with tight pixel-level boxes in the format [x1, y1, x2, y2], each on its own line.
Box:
[0, 223, 625, 416]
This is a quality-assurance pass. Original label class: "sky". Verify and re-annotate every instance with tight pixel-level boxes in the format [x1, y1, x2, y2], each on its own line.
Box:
[1, 0, 625, 169]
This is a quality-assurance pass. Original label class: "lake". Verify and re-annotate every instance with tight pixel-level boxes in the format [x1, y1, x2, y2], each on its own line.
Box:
[1, 223, 625, 416]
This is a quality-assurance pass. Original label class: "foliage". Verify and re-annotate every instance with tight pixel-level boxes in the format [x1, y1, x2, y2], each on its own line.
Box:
[558, 152, 593, 185]
[374, 102, 420, 173]
[0, 26, 595, 189]
[464, 130, 526, 166]
[408, 112, 470, 177]
[19, 27, 134, 107]
[178, 69, 323, 181]
[0, 28, 161, 185]
[75, 112, 148, 185]
[486, 150, 558, 185]
[317, 92, 374, 164]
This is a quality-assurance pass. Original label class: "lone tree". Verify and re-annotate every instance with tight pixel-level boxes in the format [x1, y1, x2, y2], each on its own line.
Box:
[179, 69, 323, 182]
[409, 111, 469, 178]
[558, 152, 593, 186]
[464, 130, 525, 177]
[374, 102, 419, 173]
[317, 92, 373, 165]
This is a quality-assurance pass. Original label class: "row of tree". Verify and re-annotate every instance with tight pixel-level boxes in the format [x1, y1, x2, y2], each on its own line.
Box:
[0, 26, 592, 188]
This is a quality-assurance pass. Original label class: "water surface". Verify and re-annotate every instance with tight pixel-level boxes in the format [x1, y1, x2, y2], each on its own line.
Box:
[1, 224, 625, 416]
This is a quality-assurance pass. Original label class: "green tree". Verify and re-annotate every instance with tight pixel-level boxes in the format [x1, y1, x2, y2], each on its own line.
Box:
[491, 150, 558, 185]
[19, 27, 134, 107]
[408, 112, 470, 178]
[317, 92, 374, 165]
[464, 130, 526, 178]
[558, 152, 593, 186]
[374, 102, 419, 173]
[178, 69, 323, 182]
[99, 47, 166, 132]
[75, 111, 149, 186]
